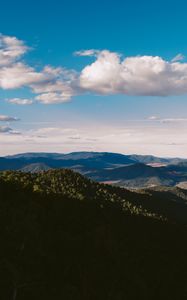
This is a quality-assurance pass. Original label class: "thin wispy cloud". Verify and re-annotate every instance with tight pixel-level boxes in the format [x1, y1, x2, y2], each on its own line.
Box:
[7, 98, 33, 105]
[1, 123, 187, 157]
[148, 116, 161, 121]
[171, 53, 185, 62]
[0, 126, 13, 133]
[74, 49, 100, 57]
[0, 125, 20, 134]
[0, 114, 19, 121]
[147, 116, 187, 123]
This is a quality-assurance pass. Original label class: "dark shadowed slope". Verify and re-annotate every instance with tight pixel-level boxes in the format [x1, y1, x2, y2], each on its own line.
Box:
[1, 169, 187, 299]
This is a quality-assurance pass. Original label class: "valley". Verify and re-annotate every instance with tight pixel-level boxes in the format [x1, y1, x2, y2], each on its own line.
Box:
[1, 151, 187, 189]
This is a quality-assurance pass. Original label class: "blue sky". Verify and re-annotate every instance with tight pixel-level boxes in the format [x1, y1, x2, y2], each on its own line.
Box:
[1, 0, 187, 157]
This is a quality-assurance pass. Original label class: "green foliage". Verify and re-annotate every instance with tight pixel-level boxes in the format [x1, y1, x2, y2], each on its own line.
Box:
[0, 169, 161, 219]
[0, 169, 187, 299]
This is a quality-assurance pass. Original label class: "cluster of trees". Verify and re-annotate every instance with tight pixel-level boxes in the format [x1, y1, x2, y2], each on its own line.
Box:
[0, 170, 161, 219]
[0, 169, 187, 299]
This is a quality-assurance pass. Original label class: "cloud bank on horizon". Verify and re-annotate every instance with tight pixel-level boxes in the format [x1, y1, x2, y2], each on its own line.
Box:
[1, 122, 187, 158]
[1, 34, 187, 105]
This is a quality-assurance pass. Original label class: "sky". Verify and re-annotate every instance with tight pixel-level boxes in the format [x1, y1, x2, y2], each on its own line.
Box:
[1, 0, 187, 157]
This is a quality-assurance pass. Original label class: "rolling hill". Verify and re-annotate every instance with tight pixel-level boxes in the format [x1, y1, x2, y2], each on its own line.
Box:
[1, 169, 187, 299]
[87, 163, 187, 188]
[1, 151, 187, 188]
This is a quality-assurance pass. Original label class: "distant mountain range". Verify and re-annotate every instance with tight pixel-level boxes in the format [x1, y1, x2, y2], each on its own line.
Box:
[1, 151, 187, 188]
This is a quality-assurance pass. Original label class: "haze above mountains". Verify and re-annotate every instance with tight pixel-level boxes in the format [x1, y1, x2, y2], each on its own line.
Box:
[1, 151, 187, 189]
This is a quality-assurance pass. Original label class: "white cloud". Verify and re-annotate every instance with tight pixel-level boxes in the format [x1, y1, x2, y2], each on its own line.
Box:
[79, 50, 187, 96]
[147, 116, 187, 123]
[0, 63, 45, 89]
[161, 118, 187, 123]
[35, 91, 72, 104]
[0, 34, 77, 103]
[7, 98, 33, 105]
[79, 50, 122, 94]
[2, 34, 187, 103]
[74, 49, 99, 57]
[0, 47, 77, 103]
[1, 121, 187, 157]
[148, 116, 160, 120]
[0, 115, 19, 121]
[0, 34, 29, 67]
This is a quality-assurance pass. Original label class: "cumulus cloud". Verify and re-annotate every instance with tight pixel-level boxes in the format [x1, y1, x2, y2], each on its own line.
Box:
[0, 63, 45, 89]
[0, 115, 19, 121]
[79, 50, 187, 96]
[0, 34, 76, 103]
[7, 98, 33, 105]
[0, 34, 28, 67]
[31, 68, 77, 104]
[2, 33, 187, 104]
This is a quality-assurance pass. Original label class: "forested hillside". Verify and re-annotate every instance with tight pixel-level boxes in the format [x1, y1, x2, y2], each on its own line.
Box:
[1, 170, 187, 299]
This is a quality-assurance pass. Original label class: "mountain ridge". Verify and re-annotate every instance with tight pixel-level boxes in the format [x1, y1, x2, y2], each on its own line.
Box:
[1, 168, 187, 299]
[1, 151, 187, 188]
